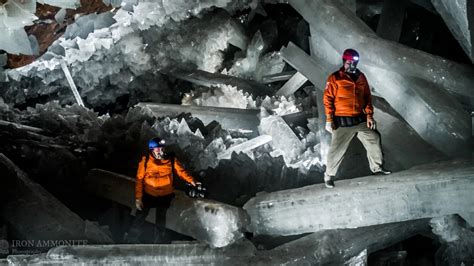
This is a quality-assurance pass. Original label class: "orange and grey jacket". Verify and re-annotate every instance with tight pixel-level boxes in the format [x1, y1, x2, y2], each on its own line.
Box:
[135, 155, 195, 199]
[323, 68, 374, 122]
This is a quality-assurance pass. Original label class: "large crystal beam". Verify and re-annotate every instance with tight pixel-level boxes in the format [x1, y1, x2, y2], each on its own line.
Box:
[166, 192, 249, 248]
[280, 42, 446, 170]
[243, 159, 474, 236]
[0, 120, 44, 134]
[256, 219, 429, 265]
[365, 64, 470, 157]
[370, 97, 447, 171]
[431, 0, 474, 63]
[60, 60, 85, 107]
[376, 0, 408, 41]
[168, 69, 274, 97]
[84, 169, 249, 248]
[0, 154, 113, 244]
[6, 241, 256, 265]
[289, 0, 474, 109]
[259, 113, 305, 164]
[217, 135, 272, 160]
[275, 72, 308, 96]
[137, 102, 260, 137]
[279, 42, 328, 89]
[37, 0, 80, 9]
[261, 70, 296, 84]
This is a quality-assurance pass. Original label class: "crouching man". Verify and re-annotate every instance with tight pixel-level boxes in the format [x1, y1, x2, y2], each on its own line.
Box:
[125, 137, 197, 243]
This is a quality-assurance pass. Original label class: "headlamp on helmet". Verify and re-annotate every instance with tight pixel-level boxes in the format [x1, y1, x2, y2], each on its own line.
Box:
[342, 49, 360, 62]
[148, 138, 166, 150]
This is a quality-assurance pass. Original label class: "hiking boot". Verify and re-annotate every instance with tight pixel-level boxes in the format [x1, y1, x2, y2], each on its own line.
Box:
[373, 169, 392, 175]
[325, 180, 335, 188]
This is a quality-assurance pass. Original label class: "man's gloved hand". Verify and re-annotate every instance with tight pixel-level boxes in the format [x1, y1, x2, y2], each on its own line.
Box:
[135, 199, 143, 211]
[325, 122, 333, 133]
[367, 118, 376, 130]
[187, 182, 207, 198]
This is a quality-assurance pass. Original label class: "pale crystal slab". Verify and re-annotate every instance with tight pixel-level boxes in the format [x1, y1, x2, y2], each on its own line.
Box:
[37, 0, 80, 9]
[259, 112, 304, 164]
[6, 241, 256, 265]
[261, 70, 296, 84]
[60, 60, 85, 107]
[275, 72, 308, 97]
[243, 160, 474, 235]
[84, 169, 249, 248]
[166, 191, 249, 248]
[169, 69, 274, 97]
[250, 219, 428, 265]
[137, 102, 260, 137]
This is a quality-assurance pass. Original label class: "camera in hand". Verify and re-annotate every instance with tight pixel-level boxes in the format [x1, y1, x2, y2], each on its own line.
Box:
[186, 182, 207, 198]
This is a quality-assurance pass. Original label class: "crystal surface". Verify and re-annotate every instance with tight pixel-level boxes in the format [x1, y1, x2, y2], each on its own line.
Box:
[166, 192, 250, 248]
[138, 102, 260, 137]
[85, 169, 249, 248]
[217, 135, 272, 160]
[275, 71, 308, 97]
[6, 240, 256, 265]
[259, 109, 305, 164]
[243, 160, 474, 235]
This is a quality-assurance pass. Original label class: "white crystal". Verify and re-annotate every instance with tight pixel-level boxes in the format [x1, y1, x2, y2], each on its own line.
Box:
[217, 135, 272, 160]
[243, 160, 474, 236]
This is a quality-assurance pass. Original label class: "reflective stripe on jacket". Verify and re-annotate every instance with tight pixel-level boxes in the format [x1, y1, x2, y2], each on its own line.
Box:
[135, 155, 195, 199]
[323, 68, 374, 122]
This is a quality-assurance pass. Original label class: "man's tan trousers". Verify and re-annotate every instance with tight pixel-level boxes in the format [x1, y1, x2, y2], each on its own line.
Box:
[324, 123, 383, 181]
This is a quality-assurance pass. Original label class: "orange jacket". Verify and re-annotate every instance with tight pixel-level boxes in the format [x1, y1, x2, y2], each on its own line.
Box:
[135, 155, 195, 199]
[323, 68, 374, 122]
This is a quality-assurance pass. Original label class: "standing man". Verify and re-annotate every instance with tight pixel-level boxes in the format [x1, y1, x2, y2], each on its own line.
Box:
[323, 49, 391, 188]
[125, 137, 198, 243]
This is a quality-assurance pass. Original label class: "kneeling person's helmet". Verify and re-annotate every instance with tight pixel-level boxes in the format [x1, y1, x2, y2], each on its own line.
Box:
[148, 137, 166, 159]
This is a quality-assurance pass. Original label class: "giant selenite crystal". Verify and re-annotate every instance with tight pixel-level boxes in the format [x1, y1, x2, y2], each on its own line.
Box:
[166, 192, 250, 248]
[6, 241, 256, 265]
[0, 0, 36, 55]
[84, 169, 249, 248]
[4, 3, 253, 107]
[217, 135, 272, 160]
[0, 154, 113, 244]
[258, 109, 304, 164]
[290, 0, 473, 158]
[243, 159, 474, 236]
[253, 219, 429, 265]
[138, 102, 260, 137]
